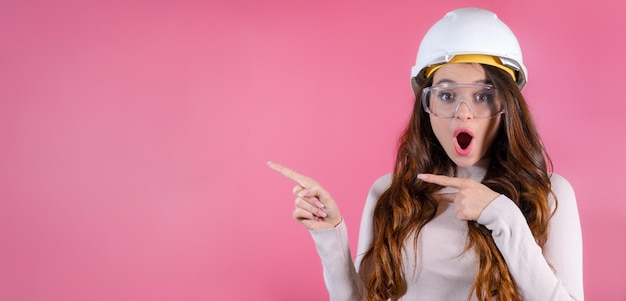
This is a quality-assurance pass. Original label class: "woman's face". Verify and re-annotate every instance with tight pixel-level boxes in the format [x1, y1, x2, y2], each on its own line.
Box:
[429, 63, 502, 167]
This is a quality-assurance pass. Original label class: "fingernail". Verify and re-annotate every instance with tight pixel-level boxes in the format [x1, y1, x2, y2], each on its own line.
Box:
[317, 210, 327, 218]
[314, 200, 326, 208]
[417, 174, 426, 180]
[297, 190, 307, 197]
[266, 161, 272, 166]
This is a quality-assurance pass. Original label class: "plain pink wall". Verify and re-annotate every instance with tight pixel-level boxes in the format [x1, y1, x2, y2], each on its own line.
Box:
[1, 0, 624, 300]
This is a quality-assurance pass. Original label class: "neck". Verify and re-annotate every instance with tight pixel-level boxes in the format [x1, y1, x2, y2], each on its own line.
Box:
[436, 158, 490, 194]
[457, 157, 490, 182]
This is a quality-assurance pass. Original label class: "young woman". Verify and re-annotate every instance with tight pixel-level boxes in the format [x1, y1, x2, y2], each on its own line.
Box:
[268, 8, 583, 301]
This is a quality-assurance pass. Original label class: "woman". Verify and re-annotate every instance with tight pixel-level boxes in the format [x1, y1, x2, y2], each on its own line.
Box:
[268, 8, 583, 301]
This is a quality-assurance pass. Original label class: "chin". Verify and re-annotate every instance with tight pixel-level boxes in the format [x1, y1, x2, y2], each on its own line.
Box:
[447, 153, 483, 168]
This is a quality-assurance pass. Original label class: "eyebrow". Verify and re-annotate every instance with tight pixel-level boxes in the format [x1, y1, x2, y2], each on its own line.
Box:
[433, 78, 491, 85]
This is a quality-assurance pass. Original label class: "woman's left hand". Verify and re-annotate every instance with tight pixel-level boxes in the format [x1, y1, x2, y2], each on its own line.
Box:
[417, 173, 500, 221]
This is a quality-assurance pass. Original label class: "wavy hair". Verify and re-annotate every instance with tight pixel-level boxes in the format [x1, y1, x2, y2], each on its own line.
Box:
[360, 65, 554, 301]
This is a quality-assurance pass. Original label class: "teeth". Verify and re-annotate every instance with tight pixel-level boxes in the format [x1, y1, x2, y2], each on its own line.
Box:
[457, 132, 472, 149]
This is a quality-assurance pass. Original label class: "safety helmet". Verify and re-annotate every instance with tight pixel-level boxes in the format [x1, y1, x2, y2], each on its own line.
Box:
[411, 8, 527, 90]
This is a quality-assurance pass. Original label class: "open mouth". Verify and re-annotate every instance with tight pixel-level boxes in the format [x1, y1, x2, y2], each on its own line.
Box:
[453, 129, 474, 156]
[456, 132, 473, 150]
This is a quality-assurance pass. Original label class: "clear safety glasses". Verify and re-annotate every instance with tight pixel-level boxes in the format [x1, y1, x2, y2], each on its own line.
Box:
[421, 84, 505, 119]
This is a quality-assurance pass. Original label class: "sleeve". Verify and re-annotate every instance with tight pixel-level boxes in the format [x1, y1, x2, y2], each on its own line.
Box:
[308, 174, 392, 301]
[476, 173, 584, 300]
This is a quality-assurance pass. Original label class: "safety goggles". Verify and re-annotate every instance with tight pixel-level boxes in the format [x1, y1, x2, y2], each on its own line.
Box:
[422, 84, 505, 119]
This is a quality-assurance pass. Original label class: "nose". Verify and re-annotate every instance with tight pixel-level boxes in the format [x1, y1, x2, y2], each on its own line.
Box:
[454, 101, 474, 120]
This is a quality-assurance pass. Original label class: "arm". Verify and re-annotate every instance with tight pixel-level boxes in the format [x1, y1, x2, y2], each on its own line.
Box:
[309, 174, 392, 301]
[477, 173, 584, 300]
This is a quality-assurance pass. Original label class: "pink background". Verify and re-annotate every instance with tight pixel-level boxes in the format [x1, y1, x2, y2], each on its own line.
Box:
[1, 0, 624, 300]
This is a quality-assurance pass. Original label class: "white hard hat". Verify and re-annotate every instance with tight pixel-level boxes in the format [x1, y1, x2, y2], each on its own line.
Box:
[411, 8, 528, 90]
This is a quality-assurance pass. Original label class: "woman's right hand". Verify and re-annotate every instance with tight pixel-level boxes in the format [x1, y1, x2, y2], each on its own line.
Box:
[267, 161, 342, 230]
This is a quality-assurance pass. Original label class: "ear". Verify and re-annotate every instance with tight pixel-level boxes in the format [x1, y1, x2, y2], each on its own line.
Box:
[411, 77, 420, 97]
[411, 75, 430, 97]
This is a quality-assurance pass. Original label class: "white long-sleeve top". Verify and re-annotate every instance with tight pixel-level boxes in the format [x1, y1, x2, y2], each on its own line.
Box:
[309, 162, 584, 300]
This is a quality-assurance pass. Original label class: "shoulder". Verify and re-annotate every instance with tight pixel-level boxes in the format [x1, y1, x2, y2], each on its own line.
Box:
[368, 174, 393, 199]
[549, 173, 573, 191]
[548, 172, 578, 211]
[549, 173, 576, 199]
[361, 174, 392, 212]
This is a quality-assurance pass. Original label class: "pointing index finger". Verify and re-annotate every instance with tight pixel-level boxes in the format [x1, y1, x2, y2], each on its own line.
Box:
[267, 161, 315, 187]
[417, 173, 467, 188]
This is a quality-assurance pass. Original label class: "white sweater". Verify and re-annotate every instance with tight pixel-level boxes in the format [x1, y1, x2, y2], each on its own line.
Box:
[309, 162, 584, 300]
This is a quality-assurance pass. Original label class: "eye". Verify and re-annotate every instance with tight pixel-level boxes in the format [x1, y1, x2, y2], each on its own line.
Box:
[474, 92, 494, 103]
[437, 91, 455, 103]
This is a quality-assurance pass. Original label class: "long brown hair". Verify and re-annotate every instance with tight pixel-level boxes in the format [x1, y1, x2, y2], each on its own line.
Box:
[360, 65, 554, 301]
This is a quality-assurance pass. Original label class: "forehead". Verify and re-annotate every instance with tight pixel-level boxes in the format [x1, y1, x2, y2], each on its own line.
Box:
[432, 63, 488, 85]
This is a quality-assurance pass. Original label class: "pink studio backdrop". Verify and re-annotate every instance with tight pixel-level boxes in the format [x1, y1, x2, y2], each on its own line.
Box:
[1, 0, 624, 300]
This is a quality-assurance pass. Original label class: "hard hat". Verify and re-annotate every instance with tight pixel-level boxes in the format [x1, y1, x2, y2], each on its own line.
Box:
[411, 8, 527, 90]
